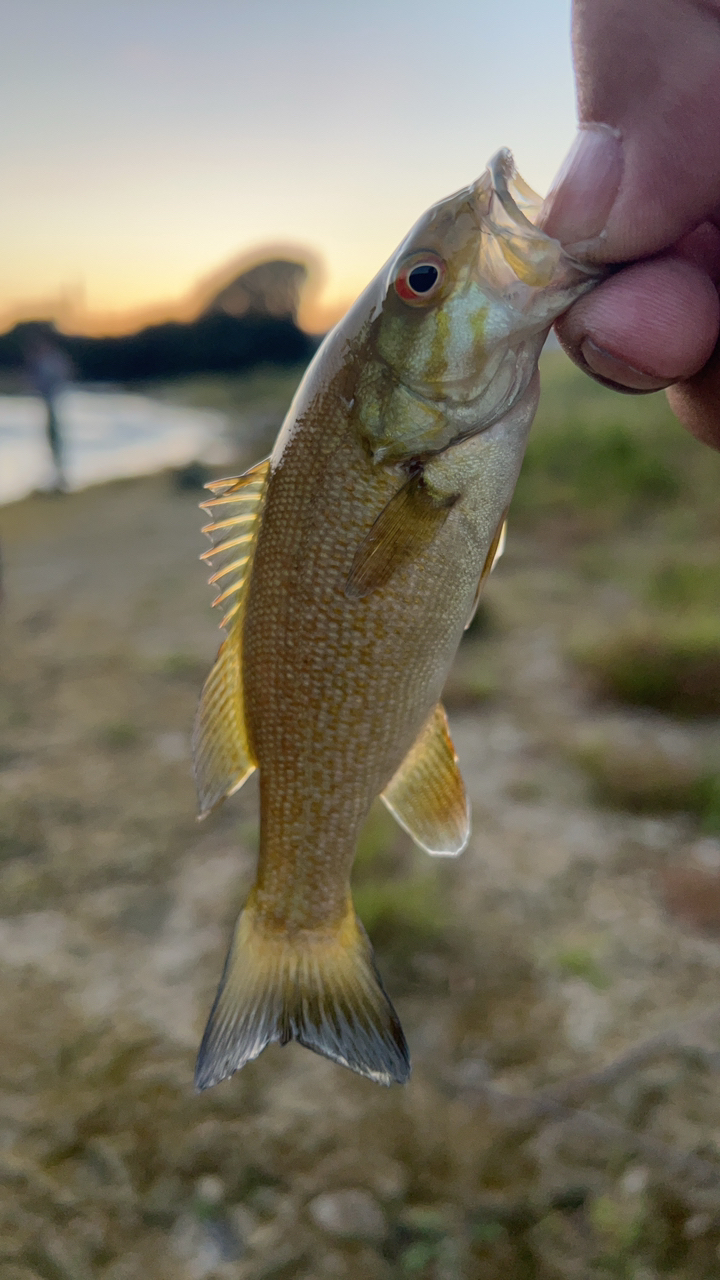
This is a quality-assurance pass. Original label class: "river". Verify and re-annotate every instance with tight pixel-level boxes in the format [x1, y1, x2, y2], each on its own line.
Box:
[0, 388, 228, 504]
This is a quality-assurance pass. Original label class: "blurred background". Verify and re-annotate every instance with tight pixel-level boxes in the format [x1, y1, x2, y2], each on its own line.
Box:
[3, 3, 720, 1278]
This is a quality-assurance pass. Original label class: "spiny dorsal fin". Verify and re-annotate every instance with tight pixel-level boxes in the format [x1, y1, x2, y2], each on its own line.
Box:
[464, 510, 508, 631]
[345, 472, 456, 600]
[192, 459, 270, 817]
[199, 458, 271, 632]
[381, 703, 469, 855]
[195, 896, 410, 1090]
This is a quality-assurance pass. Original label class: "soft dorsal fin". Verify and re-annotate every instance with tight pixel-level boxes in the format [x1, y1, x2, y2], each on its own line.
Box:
[192, 459, 270, 817]
[464, 510, 508, 631]
[381, 703, 469, 856]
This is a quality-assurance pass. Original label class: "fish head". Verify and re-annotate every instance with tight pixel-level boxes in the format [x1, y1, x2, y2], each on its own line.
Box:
[355, 149, 604, 463]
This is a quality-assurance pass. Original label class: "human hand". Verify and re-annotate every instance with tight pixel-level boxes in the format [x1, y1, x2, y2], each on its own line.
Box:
[541, 0, 720, 448]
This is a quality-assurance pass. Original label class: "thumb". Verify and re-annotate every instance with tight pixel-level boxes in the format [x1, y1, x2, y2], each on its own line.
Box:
[542, 0, 720, 261]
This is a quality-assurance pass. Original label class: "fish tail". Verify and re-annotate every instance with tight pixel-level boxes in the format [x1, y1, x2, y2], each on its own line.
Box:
[195, 895, 410, 1089]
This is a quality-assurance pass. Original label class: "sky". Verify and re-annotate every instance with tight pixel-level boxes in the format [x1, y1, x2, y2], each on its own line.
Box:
[0, 0, 578, 334]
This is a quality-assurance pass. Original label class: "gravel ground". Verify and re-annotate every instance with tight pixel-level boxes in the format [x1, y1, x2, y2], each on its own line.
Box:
[2, 466, 720, 1279]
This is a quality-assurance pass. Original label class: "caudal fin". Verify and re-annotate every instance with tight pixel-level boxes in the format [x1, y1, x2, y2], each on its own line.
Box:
[195, 898, 410, 1089]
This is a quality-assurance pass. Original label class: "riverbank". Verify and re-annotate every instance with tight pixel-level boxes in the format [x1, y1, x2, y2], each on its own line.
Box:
[3, 359, 720, 1277]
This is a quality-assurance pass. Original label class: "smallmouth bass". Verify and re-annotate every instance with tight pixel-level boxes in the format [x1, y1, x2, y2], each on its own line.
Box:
[193, 151, 601, 1089]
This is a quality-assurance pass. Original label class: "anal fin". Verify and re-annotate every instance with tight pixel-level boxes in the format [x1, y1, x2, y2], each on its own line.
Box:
[381, 703, 469, 856]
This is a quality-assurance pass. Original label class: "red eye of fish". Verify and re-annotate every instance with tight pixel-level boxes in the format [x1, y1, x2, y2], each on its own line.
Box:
[394, 253, 446, 304]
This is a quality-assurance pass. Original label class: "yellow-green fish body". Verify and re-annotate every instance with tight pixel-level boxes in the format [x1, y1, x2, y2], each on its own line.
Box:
[193, 152, 600, 1088]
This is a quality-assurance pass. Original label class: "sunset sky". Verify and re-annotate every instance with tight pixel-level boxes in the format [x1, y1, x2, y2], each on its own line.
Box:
[1, 0, 578, 334]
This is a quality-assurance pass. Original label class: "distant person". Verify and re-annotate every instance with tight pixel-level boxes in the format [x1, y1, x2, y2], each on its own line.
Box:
[22, 331, 74, 492]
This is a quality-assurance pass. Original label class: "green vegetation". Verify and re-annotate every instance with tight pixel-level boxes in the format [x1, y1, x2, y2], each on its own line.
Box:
[589, 1191, 648, 1274]
[515, 350, 720, 530]
[554, 944, 610, 991]
[352, 803, 451, 978]
[515, 416, 679, 524]
[150, 363, 305, 419]
[571, 732, 706, 813]
[646, 559, 720, 612]
[573, 621, 720, 717]
[159, 651, 209, 683]
[442, 648, 498, 710]
[100, 721, 141, 749]
[354, 875, 448, 957]
[569, 731, 720, 831]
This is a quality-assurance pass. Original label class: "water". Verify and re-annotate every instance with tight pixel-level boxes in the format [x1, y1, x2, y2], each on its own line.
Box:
[0, 389, 229, 505]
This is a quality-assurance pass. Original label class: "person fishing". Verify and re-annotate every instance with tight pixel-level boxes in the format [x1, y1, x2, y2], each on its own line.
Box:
[22, 329, 74, 492]
[542, 0, 720, 451]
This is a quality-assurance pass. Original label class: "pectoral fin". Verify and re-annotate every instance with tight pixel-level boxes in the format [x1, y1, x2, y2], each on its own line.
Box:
[192, 459, 270, 817]
[345, 472, 456, 600]
[381, 703, 469, 856]
[464, 509, 508, 631]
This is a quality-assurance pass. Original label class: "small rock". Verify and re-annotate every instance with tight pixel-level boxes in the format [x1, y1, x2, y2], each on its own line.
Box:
[170, 1212, 243, 1277]
[561, 979, 611, 1052]
[691, 838, 720, 871]
[620, 1165, 648, 1196]
[228, 1201, 259, 1242]
[661, 866, 720, 932]
[195, 1174, 225, 1205]
[685, 1212, 712, 1239]
[308, 1189, 386, 1242]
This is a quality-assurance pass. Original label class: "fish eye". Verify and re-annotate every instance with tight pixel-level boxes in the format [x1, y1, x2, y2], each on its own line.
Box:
[394, 252, 446, 305]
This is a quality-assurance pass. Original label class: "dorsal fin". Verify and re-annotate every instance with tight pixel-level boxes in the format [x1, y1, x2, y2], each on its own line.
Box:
[381, 703, 469, 856]
[192, 458, 270, 818]
[199, 458, 271, 631]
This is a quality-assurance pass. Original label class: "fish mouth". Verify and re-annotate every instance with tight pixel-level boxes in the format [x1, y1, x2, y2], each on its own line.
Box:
[473, 148, 544, 228]
[469, 148, 602, 293]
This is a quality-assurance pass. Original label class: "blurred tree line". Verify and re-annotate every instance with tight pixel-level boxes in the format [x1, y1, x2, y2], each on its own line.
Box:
[0, 259, 318, 383]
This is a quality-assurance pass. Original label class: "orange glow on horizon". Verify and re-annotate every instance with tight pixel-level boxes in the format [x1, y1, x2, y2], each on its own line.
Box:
[0, 244, 354, 340]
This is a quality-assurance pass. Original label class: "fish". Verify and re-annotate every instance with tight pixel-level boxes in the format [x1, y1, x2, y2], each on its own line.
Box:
[192, 150, 601, 1090]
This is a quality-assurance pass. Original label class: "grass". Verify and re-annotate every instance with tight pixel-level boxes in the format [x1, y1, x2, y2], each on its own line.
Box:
[526, 358, 720, 722]
[515, 416, 680, 525]
[646, 559, 720, 612]
[100, 721, 141, 749]
[514, 350, 720, 532]
[146, 363, 306, 418]
[351, 803, 451, 977]
[570, 732, 705, 813]
[554, 944, 610, 991]
[569, 730, 720, 831]
[572, 620, 720, 717]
